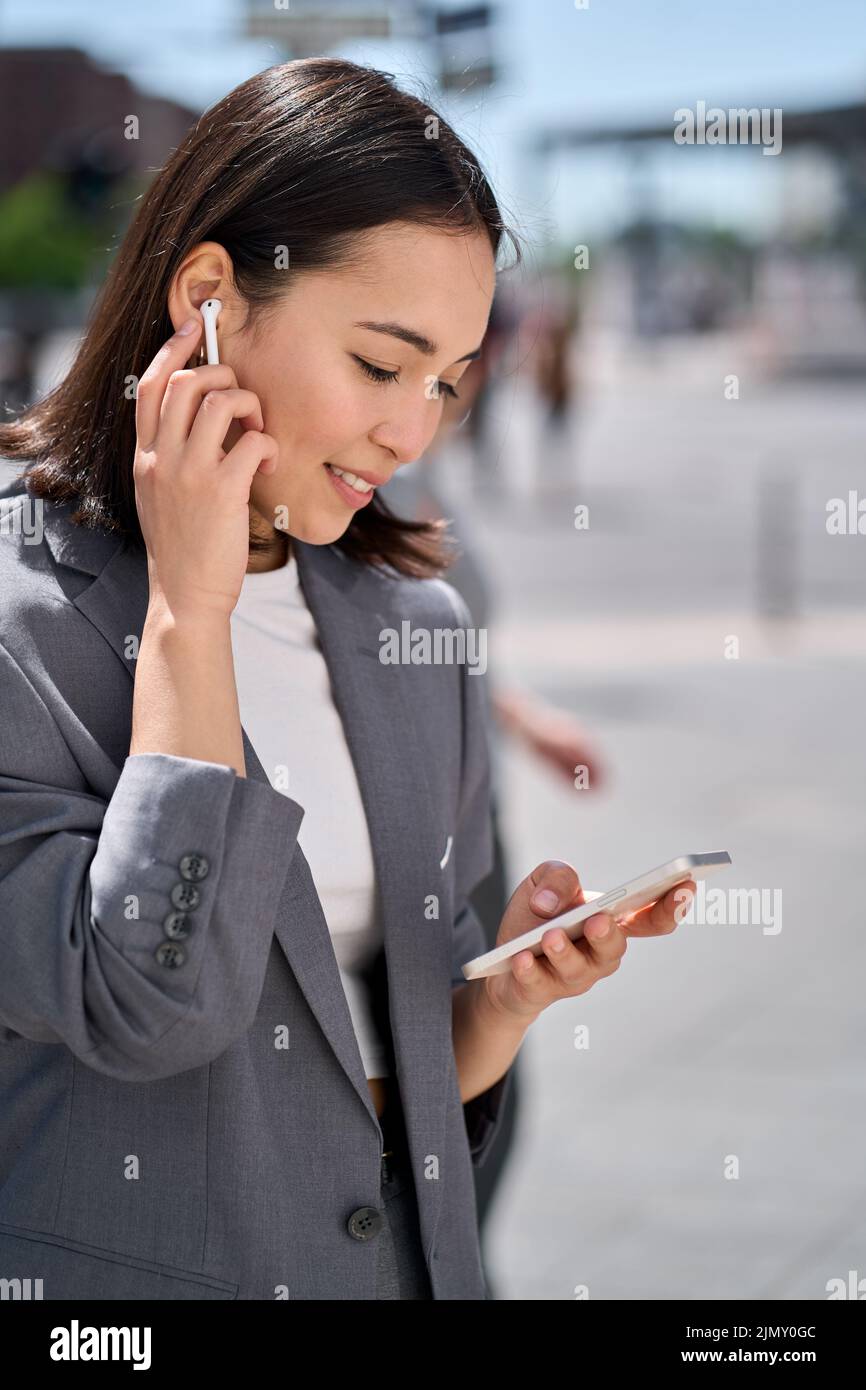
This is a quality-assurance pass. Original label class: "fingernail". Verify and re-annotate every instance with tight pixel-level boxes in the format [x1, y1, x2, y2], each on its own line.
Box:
[590, 918, 610, 938]
[177, 318, 198, 335]
[533, 889, 559, 912]
[549, 933, 566, 952]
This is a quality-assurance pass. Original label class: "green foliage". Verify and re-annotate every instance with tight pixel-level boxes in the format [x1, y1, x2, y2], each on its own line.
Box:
[0, 171, 115, 289]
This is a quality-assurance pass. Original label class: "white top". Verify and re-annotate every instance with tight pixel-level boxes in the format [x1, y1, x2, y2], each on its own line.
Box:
[229, 552, 389, 1079]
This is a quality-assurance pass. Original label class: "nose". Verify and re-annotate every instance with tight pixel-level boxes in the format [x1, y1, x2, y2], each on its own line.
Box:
[368, 394, 442, 468]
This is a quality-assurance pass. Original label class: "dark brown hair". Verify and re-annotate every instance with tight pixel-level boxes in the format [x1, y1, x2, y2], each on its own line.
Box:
[0, 57, 520, 576]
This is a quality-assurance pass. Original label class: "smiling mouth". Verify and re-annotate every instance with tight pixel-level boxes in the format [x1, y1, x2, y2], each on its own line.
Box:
[323, 462, 376, 494]
[323, 462, 377, 508]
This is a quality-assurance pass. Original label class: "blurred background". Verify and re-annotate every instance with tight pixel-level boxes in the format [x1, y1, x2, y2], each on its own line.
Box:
[2, 0, 865, 1301]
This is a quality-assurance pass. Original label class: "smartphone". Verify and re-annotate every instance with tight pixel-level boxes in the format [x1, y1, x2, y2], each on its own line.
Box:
[461, 851, 732, 980]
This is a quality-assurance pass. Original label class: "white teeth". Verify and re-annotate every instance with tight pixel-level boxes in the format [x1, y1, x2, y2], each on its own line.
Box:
[327, 464, 374, 493]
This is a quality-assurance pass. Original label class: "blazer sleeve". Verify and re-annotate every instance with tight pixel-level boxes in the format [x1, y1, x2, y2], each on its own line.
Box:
[0, 637, 305, 1083]
[445, 588, 516, 1169]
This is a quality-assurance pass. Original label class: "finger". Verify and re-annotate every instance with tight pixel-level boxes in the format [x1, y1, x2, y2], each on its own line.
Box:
[578, 912, 627, 969]
[158, 364, 248, 447]
[623, 880, 696, 936]
[539, 927, 595, 990]
[527, 860, 585, 919]
[509, 946, 558, 1005]
[135, 319, 202, 450]
[187, 388, 268, 463]
[671, 881, 697, 923]
[221, 427, 280, 480]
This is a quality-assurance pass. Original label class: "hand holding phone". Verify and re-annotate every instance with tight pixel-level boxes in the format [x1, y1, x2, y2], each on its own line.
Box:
[462, 852, 731, 980]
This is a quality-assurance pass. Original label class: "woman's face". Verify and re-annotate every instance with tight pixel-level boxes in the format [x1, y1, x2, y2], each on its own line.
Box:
[180, 221, 496, 546]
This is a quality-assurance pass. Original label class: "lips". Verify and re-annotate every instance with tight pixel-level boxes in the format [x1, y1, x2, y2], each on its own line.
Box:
[323, 462, 376, 509]
[324, 463, 375, 494]
[326, 463, 390, 488]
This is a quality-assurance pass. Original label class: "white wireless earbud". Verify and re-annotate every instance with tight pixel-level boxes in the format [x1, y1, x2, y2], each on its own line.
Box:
[201, 298, 222, 365]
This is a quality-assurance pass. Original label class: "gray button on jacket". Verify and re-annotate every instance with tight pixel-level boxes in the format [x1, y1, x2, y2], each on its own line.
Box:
[0, 485, 513, 1300]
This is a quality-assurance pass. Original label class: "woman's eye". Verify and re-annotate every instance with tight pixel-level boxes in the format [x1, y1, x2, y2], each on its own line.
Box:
[353, 355, 459, 400]
[353, 356, 399, 385]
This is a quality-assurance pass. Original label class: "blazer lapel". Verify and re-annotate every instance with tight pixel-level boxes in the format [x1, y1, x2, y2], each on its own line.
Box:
[41, 502, 452, 1243]
[293, 541, 453, 1241]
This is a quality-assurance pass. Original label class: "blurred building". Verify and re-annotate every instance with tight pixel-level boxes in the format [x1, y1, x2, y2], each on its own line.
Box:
[0, 47, 198, 406]
[0, 47, 197, 197]
[243, 0, 499, 90]
[533, 99, 866, 370]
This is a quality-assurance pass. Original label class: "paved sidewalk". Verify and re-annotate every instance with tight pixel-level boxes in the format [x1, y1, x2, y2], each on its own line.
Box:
[463, 365, 866, 1300]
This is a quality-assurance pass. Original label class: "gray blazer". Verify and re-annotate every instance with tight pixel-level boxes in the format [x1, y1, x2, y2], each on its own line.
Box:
[0, 482, 512, 1300]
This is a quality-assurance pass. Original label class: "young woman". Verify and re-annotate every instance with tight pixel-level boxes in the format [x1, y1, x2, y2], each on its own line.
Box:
[0, 58, 692, 1300]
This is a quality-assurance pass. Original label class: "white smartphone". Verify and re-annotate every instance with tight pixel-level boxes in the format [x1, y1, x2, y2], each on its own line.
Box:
[461, 851, 732, 980]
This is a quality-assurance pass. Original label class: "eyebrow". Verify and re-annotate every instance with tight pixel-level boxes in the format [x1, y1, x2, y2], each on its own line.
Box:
[353, 319, 482, 363]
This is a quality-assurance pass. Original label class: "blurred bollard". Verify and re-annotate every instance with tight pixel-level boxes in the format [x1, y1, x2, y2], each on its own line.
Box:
[756, 464, 801, 626]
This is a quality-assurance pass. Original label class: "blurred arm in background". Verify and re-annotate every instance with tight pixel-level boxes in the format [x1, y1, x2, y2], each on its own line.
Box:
[383, 302, 605, 792]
